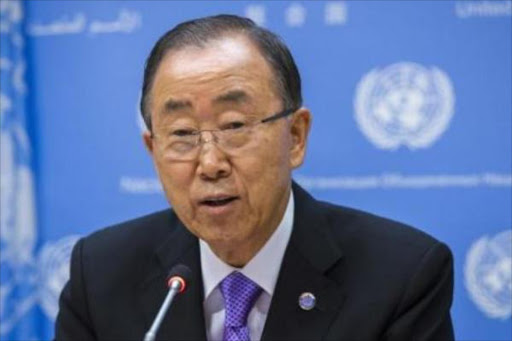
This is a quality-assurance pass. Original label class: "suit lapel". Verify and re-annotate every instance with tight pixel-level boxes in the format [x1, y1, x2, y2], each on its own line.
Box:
[137, 220, 207, 341]
[135, 183, 344, 340]
[261, 183, 346, 341]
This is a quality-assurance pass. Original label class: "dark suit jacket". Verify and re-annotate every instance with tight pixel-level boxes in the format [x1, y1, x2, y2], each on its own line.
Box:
[55, 183, 454, 340]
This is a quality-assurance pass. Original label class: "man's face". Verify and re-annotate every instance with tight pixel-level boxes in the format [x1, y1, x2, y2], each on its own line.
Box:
[144, 35, 310, 265]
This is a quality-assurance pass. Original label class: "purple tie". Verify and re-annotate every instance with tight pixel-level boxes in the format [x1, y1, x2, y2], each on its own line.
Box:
[220, 271, 263, 341]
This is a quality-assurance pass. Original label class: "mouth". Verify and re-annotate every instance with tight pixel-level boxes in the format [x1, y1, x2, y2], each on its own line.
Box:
[199, 196, 239, 207]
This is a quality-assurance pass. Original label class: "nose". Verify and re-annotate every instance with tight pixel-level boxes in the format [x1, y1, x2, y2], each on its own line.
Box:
[196, 132, 231, 181]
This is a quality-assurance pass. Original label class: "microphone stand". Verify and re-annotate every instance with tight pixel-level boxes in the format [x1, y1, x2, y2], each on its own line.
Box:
[143, 279, 182, 341]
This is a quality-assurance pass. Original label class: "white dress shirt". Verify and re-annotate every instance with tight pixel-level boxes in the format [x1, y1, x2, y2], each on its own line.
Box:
[199, 191, 294, 341]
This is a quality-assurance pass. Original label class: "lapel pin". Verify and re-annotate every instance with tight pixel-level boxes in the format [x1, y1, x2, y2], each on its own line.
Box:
[298, 292, 316, 311]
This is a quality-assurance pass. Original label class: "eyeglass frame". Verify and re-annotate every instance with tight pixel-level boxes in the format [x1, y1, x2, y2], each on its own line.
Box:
[149, 107, 297, 159]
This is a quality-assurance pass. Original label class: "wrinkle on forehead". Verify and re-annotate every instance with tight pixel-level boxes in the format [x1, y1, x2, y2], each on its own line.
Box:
[150, 35, 280, 119]
[153, 74, 260, 113]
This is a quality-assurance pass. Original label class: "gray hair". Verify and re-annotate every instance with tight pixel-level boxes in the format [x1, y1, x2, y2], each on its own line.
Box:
[140, 14, 302, 130]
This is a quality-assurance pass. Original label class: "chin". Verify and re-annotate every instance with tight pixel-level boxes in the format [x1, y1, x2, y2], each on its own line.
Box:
[199, 226, 249, 247]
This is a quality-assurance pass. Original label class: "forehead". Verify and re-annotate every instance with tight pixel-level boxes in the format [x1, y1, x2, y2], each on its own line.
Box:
[151, 35, 278, 106]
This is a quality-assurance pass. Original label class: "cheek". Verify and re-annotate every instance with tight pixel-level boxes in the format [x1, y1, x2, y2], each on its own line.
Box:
[259, 131, 292, 170]
[236, 133, 292, 197]
[238, 138, 287, 179]
[155, 157, 192, 183]
[154, 159, 195, 204]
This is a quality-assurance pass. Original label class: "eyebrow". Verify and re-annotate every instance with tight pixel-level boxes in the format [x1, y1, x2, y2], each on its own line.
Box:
[213, 90, 250, 105]
[162, 90, 250, 114]
[164, 98, 192, 113]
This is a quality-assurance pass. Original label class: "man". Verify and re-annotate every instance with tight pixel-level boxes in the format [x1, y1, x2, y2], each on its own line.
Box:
[55, 15, 454, 341]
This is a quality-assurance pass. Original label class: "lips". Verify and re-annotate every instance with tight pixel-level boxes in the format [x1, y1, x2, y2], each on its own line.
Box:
[199, 196, 239, 207]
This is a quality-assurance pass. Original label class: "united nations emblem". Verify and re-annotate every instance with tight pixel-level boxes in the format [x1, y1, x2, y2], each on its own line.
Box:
[37, 235, 81, 320]
[354, 62, 455, 150]
[464, 229, 512, 319]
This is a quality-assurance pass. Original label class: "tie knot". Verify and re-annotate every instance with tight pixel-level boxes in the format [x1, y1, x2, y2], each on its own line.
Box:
[220, 271, 262, 327]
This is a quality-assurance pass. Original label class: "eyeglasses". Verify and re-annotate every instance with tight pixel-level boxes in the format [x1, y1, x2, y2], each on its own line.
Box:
[151, 108, 296, 161]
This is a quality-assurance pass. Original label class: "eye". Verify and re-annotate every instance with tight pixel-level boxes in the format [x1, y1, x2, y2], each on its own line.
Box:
[222, 121, 246, 130]
[171, 129, 197, 137]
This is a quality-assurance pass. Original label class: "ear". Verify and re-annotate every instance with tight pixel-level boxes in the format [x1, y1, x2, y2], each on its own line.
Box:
[143, 130, 154, 155]
[289, 107, 312, 169]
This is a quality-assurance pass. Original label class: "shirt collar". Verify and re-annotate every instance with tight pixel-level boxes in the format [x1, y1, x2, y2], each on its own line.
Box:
[200, 190, 294, 299]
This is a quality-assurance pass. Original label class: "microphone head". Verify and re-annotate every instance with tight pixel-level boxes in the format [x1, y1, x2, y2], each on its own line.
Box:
[167, 264, 192, 293]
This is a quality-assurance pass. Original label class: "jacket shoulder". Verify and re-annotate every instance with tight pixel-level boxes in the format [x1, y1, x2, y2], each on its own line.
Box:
[313, 200, 453, 316]
[317, 200, 441, 251]
[76, 209, 182, 280]
[84, 209, 177, 250]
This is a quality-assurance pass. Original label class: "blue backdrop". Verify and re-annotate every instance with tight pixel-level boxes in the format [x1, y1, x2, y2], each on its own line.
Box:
[1, 1, 511, 340]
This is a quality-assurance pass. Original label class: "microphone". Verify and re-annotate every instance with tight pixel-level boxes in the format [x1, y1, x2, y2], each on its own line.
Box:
[143, 264, 192, 341]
